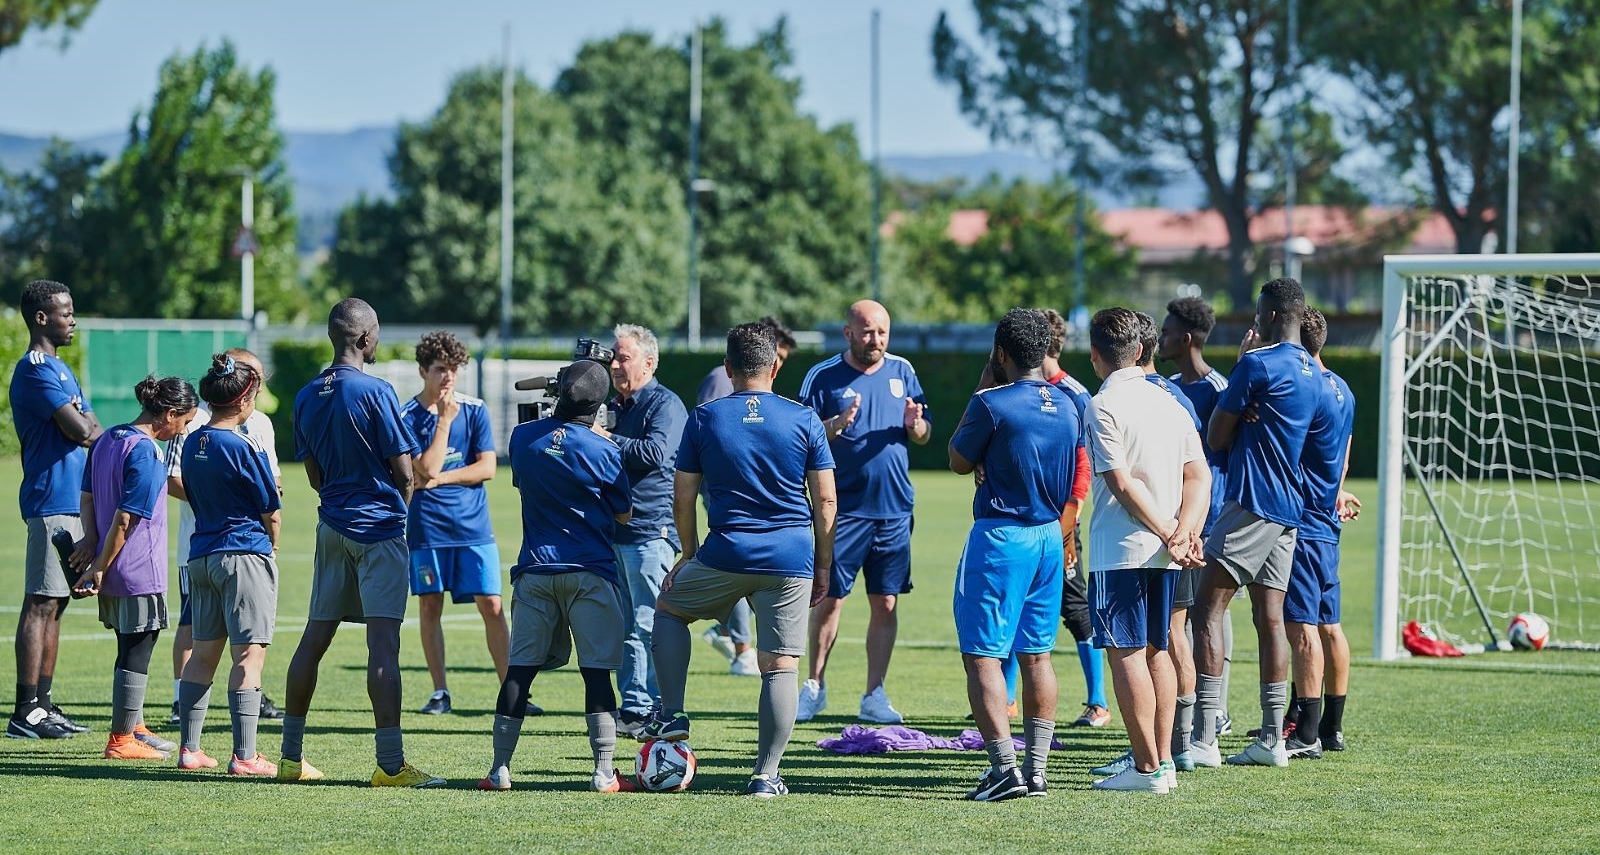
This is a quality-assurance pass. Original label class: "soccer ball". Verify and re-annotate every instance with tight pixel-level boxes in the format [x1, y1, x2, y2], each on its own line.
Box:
[636, 739, 696, 792]
[1507, 612, 1551, 650]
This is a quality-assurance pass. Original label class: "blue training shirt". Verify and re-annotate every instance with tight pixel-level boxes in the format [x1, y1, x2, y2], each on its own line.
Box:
[293, 364, 417, 543]
[509, 417, 631, 585]
[677, 391, 835, 577]
[182, 425, 281, 558]
[798, 353, 928, 520]
[401, 394, 496, 549]
[10, 351, 93, 519]
[1215, 342, 1322, 527]
[1298, 370, 1356, 543]
[1145, 373, 1203, 431]
[949, 379, 1078, 527]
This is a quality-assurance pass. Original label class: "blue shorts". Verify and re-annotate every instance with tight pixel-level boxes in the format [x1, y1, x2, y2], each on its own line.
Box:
[410, 543, 504, 604]
[178, 591, 192, 628]
[1285, 539, 1341, 625]
[827, 515, 913, 598]
[953, 520, 1064, 658]
[1091, 568, 1178, 650]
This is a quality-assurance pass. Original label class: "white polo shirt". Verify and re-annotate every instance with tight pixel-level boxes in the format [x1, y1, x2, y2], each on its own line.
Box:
[1085, 366, 1205, 572]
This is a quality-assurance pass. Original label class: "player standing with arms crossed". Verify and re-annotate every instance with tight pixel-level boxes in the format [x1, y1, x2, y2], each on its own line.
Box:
[72, 376, 196, 760]
[401, 331, 514, 716]
[798, 300, 930, 724]
[8, 280, 100, 740]
[281, 298, 443, 787]
[1190, 279, 1321, 769]
[480, 360, 633, 792]
[172, 355, 282, 775]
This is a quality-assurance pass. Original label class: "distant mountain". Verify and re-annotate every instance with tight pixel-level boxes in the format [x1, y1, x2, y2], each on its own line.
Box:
[1, 127, 1206, 246]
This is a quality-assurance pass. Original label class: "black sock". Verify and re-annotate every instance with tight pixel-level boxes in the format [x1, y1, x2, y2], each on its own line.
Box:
[15, 683, 39, 715]
[1321, 694, 1346, 739]
[37, 676, 53, 708]
[1286, 682, 1301, 726]
[1296, 698, 1322, 742]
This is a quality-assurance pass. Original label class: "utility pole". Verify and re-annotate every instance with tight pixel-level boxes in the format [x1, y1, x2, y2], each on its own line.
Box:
[1507, 0, 1523, 253]
[239, 173, 254, 323]
[870, 7, 882, 302]
[1284, 0, 1300, 281]
[687, 21, 704, 349]
[500, 24, 514, 426]
[1071, 0, 1089, 330]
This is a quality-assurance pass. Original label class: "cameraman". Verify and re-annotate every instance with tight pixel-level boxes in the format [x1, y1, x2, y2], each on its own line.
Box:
[592, 324, 687, 736]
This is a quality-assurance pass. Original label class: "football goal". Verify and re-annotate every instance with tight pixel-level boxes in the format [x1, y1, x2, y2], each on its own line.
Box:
[1377, 253, 1600, 658]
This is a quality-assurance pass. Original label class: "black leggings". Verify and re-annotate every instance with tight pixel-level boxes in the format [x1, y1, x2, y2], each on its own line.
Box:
[1060, 527, 1093, 642]
[495, 666, 617, 717]
[114, 630, 160, 675]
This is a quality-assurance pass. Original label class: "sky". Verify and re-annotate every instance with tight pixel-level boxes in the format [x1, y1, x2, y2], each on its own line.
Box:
[0, 0, 1000, 155]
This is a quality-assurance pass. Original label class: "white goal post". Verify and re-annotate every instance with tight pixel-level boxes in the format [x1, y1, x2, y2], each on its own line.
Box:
[1378, 253, 1600, 659]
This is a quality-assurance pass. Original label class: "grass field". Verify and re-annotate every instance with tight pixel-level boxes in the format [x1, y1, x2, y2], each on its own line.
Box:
[2, 462, 1598, 854]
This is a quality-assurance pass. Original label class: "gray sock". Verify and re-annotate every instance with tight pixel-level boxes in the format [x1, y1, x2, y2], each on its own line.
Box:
[1259, 681, 1288, 746]
[754, 669, 797, 778]
[375, 725, 405, 776]
[177, 680, 211, 752]
[1220, 618, 1234, 717]
[585, 712, 617, 775]
[984, 737, 1018, 774]
[281, 715, 307, 762]
[230, 688, 262, 759]
[651, 613, 692, 716]
[1195, 673, 1223, 746]
[112, 669, 147, 735]
[1023, 717, 1054, 776]
[491, 714, 521, 774]
[1173, 693, 1196, 755]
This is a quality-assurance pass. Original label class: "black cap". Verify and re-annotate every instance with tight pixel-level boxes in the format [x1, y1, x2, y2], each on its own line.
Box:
[556, 359, 610, 417]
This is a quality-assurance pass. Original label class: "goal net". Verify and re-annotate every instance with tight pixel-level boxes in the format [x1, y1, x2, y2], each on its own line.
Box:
[1377, 254, 1600, 658]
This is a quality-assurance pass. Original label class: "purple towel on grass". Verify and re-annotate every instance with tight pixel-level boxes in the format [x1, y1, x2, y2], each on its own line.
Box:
[816, 724, 1067, 755]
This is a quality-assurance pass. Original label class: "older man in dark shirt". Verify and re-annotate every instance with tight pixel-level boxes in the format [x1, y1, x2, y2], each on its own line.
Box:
[595, 323, 687, 736]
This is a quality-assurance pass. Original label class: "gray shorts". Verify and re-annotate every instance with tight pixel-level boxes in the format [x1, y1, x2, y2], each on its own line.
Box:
[1173, 569, 1200, 610]
[658, 558, 810, 656]
[189, 552, 279, 645]
[309, 523, 409, 623]
[99, 593, 169, 634]
[509, 572, 624, 670]
[1204, 501, 1298, 591]
[25, 515, 83, 598]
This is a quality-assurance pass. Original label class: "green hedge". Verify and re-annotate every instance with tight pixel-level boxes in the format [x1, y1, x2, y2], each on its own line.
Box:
[1, 313, 88, 458]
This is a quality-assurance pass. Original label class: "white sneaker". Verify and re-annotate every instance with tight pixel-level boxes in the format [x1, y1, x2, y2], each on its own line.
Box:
[1225, 737, 1288, 767]
[796, 679, 827, 722]
[1091, 764, 1168, 793]
[858, 686, 903, 724]
[701, 627, 737, 663]
[1188, 740, 1223, 768]
[1160, 759, 1177, 791]
[729, 649, 760, 677]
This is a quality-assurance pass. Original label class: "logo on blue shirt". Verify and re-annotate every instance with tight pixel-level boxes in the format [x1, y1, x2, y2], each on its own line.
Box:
[888, 378, 905, 398]
[194, 433, 211, 461]
[318, 375, 334, 397]
[743, 397, 765, 424]
[544, 428, 567, 458]
[1039, 386, 1058, 413]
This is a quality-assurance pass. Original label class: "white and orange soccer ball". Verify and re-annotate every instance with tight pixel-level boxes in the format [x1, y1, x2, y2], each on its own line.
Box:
[1507, 612, 1551, 650]
[636, 739, 696, 792]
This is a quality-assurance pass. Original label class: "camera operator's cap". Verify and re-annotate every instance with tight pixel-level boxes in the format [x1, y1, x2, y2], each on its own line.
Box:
[559, 359, 611, 415]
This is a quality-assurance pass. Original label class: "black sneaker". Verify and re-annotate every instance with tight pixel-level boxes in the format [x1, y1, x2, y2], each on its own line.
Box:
[1321, 730, 1346, 752]
[418, 690, 452, 715]
[524, 700, 545, 717]
[617, 710, 651, 741]
[7, 708, 76, 739]
[1024, 769, 1048, 797]
[966, 767, 1027, 802]
[168, 701, 182, 727]
[49, 705, 90, 733]
[745, 774, 789, 798]
[640, 711, 690, 742]
[259, 694, 285, 720]
[1285, 735, 1323, 760]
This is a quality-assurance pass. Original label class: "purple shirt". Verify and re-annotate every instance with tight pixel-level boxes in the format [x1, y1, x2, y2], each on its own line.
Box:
[83, 424, 168, 597]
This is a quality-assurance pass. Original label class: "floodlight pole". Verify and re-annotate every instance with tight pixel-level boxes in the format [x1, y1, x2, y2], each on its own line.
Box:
[500, 24, 514, 427]
[240, 172, 255, 324]
[870, 7, 882, 302]
[1070, 0, 1089, 329]
[687, 21, 704, 349]
[1283, 0, 1300, 282]
[1506, 0, 1523, 253]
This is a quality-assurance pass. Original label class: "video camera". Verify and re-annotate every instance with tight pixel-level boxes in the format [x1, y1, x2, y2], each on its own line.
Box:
[513, 338, 617, 427]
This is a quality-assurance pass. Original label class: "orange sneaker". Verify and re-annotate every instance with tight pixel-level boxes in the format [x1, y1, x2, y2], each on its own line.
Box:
[105, 732, 169, 760]
[228, 753, 279, 777]
[178, 747, 219, 769]
[1007, 702, 1020, 719]
[592, 769, 638, 793]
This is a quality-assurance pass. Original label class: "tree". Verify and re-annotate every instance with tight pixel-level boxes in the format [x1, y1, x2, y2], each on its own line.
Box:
[933, 0, 1347, 306]
[886, 176, 1138, 322]
[1317, 0, 1600, 253]
[0, 140, 103, 299]
[327, 66, 688, 334]
[555, 19, 873, 330]
[88, 41, 301, 320]
[0, 0, 99, 56]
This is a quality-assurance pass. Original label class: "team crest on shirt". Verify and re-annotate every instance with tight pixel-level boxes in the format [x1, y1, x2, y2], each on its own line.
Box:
[319, 374, 335, 397]
[1039, 386, 1058, 413]
[443, 447, 463, 467]
[743, 397, 765, 424]
[1299, 354, 1314, 377]
[545, 428, 566, 457]
[193, 433, 210, 461]
[888, 378, 905, 398]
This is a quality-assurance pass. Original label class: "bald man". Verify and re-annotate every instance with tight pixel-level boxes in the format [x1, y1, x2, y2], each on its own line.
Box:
[797, 300, 931, 724]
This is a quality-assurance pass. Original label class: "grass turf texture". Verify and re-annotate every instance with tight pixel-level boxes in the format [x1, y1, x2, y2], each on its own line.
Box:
[1, 463, 1597, 854]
